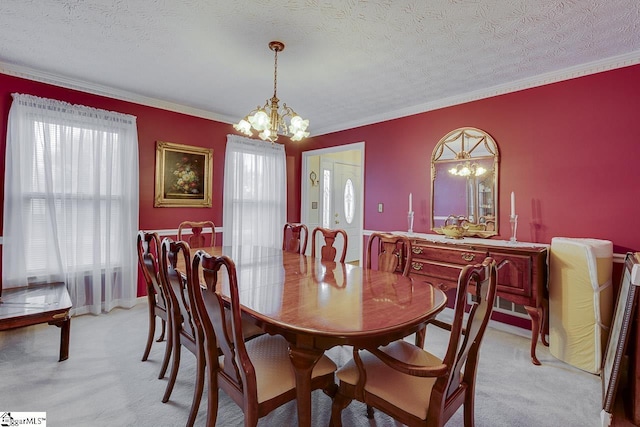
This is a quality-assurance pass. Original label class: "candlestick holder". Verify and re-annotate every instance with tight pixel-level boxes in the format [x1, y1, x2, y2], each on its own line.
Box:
[509, 214, 518, 243]
[408, 211, 414, 234]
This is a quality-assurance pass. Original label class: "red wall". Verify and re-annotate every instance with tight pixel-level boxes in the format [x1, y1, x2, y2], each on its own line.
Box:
[1, 64, 639, 296]
[302, 64, 640, 254]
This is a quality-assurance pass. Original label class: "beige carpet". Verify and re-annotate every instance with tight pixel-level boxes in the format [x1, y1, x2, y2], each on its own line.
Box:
[0, 300, 602, 426]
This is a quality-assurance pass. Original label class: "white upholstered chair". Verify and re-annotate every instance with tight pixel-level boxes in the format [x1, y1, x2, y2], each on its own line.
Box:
[549, 237, 614, 373]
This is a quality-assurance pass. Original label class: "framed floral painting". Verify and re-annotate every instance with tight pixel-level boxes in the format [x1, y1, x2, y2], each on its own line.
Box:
[154, 141, 213, 207]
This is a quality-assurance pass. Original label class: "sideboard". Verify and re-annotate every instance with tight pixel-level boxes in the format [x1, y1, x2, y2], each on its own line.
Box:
[392, 232, 549, 365]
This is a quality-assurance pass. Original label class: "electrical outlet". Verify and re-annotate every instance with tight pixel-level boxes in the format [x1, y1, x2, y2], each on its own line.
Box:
[378, 203, 383, 213]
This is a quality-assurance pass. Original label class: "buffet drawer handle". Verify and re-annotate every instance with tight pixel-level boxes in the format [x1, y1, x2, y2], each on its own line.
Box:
[412, 247, 423, 254]
[411, 262, 423, 271]
[461, 252, 476, 262]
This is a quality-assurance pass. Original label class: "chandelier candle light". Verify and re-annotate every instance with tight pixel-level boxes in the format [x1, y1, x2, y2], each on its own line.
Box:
[233, 41, 310, 142]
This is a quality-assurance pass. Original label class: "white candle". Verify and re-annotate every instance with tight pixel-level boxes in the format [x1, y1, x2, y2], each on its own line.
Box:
[510, 191, 515, 217]
[409, 193, 413, 213]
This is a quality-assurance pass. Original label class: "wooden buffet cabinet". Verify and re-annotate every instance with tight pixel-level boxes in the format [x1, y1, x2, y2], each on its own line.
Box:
[398, 233, 549, 365]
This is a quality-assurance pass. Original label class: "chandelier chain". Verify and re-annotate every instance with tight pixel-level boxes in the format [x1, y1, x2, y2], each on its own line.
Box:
[273, 47, 278, 99]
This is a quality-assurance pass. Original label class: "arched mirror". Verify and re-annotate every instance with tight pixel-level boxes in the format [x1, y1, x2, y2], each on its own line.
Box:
[431, 127, 499, 237]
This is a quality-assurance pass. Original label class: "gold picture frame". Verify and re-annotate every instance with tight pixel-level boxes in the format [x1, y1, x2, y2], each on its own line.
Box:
[154, 141, 213, 207]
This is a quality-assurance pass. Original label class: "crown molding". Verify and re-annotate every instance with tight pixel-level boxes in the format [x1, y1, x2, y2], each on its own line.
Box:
[0, 61, 237, 124]
[2, 50, 640, 136]
[311, 50, 640, 136]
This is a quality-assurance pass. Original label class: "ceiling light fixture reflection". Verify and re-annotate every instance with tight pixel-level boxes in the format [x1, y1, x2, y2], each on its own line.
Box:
[448, 161, 487, 177]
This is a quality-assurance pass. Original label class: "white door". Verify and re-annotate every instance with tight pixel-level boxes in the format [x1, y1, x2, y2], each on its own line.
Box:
[319, 161, 361, 263]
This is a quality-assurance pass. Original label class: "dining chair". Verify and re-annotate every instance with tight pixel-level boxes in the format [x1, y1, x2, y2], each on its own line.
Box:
[311, 227, 348, 263]
[478, 215, 496, 232]
[177, 220, 216, 248]
[365, 232, 426, 346]
[159, 238, 205, 427]
[330, 257, 498, 427]
[283, 222, 309, 254]
[191, 250, 338, 427]
[365, 232, 412, 276]
[136, 231, 172, 379]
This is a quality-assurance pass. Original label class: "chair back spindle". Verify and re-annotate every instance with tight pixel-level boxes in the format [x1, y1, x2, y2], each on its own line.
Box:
[366, 232, 412, 276]
[178, 220, 216, 248]
[283, 223, 309, 254]
[312, 227, 348, 263]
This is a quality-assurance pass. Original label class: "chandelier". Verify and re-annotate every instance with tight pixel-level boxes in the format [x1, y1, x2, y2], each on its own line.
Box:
[448, 161, 487, 177]
[233, 41, 309, 142]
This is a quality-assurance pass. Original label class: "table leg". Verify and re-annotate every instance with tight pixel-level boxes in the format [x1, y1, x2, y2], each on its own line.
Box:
[288, 345, 323, 427]
[50, 314, 71, 362]
[59, 318, 70, 361]
[524, 305, 542, 366]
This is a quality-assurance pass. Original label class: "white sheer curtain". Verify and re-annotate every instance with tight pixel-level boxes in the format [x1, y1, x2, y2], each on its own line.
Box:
[222, 134, 286, 249]
[2, 94, 139, 315]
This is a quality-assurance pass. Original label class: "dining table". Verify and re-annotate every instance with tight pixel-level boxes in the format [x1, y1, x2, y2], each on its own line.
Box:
[188, 245, 448, 427]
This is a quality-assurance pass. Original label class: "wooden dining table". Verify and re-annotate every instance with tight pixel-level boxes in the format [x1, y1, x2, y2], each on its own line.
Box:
[189, 245, 448, 427]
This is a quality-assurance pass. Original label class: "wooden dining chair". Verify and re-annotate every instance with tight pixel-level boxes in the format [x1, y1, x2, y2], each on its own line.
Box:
[366, 232, 425, 347]
[365, 232, 413, 276]
[191, 250, 338, 427]
[478, 215, 496, 232]
[159, 238, 204, 427]
[177, 220, 216, 248]
[136, 231, 172, 379]
[330, 257, 498, 427]
[311, 227, 348, 263]
[282, 222, 309, 254]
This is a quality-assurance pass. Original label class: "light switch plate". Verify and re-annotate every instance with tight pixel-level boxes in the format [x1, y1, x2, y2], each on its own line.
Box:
[378, 203, 383, 213]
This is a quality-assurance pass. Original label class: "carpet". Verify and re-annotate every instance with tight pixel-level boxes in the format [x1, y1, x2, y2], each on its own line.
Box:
[0, 300, 602, 426]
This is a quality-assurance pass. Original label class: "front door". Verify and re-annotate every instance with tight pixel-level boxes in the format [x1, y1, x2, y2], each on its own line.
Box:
[321, 161, 361, 263]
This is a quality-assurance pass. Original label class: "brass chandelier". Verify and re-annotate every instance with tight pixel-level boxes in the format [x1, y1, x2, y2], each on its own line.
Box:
[234, 41, 309, 142]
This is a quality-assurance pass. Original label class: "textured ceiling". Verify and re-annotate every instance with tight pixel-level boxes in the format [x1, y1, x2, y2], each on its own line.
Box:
[1, 0, 639, 136]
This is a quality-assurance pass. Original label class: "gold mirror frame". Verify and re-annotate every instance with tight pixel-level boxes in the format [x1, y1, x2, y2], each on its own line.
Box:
[430, 127, 499, 238]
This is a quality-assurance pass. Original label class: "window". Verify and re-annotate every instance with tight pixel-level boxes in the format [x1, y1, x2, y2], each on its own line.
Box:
[27, 122, 124, 273]
[3, 94, 139, 315]
[343, 178, 355, 224]
[322, 169, 331, 228]
[222, 135, 286, 249]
